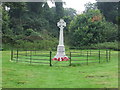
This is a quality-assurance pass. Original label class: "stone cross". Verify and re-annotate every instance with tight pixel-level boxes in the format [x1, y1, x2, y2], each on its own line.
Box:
[52, 19, 69, 61]
[57, 19, 66, 28]
[57, 19, 66, 45]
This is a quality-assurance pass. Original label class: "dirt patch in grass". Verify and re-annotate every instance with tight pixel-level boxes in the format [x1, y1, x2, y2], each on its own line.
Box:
[85, 75, 108, 78]
[17, 81, 28, 84]
[78, 71, 85, 73]
[86, 75, 95, 78]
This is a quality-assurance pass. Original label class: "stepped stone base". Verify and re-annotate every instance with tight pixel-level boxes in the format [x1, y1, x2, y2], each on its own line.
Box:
[53, 45, 69, 61]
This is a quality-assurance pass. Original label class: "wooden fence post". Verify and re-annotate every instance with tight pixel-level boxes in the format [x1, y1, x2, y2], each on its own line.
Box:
[106, 49, 108, 62]
[30, 50, 32, 64]
[69, 52, 72, 66]
[90, 49, 91, 56]
[81, 49, 82, 56]
[16, 49, 18, 62]
[35, 50, 36, 55]
[99, 49, 101, 63]
[50, 51, 52, 66]
[87, 51, 88, 65]
[109, 49, 111, 61]
[26, 50, 27, 56]
[11, 49, 13, 61]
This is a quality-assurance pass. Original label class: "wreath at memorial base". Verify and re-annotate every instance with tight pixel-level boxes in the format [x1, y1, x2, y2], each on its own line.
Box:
[52, 57, 69, 61]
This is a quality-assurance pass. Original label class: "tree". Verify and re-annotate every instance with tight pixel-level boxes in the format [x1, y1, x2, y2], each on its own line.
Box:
[97, 2, 118, 24]
[27, 2, 44, 15]
[63, 8, 77, 31]
[84, 2, 97, 12]
[2, 3, 11, 35]
[3, 2, 27, 35]
[4, 2, 27, 18]
[64, 8, 77, 18]
[55, 1, 64, 21]
[69, 9, 118, 47]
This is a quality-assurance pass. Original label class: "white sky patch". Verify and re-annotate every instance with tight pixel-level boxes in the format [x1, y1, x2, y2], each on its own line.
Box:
[48, 0, 97, 14]
[47, 0, 55, 7]
[5, 6, 10, 11]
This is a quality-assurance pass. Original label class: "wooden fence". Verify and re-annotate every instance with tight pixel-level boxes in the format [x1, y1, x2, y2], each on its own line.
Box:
[11, 49, 111, 66]
[69, 49, 111, 66]
[11, 50, 52, 66]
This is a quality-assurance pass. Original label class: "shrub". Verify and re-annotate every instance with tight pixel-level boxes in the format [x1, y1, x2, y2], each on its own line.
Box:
[68, 9, 118, 47]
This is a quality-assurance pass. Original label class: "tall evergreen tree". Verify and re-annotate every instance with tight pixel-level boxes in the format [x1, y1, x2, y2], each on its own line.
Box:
[55, 1, 64, 21]
[97, 2, 118, 24]
[27, 2, 44, 15]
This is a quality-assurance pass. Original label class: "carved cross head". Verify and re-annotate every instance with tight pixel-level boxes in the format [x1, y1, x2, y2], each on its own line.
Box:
[57, 19, 66, 28]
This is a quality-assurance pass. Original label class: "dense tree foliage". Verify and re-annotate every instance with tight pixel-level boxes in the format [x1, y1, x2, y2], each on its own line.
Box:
[68, 9, 118, 47]
[2, 4, 10, 35]
[97, 2, 118, 24]
[1, 1, 118, 50]
[84, 2, 97, 12]
[55, 1, 64, 21]
[1, 2, 76, 50]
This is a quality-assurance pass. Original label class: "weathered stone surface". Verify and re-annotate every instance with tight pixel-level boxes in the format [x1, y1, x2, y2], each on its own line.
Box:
[52, 19, 69, 61]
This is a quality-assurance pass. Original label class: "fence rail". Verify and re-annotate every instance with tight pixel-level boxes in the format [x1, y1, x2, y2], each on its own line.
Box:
[11, 49, 111, 66]
[11, 49, 52, 66]
[69, 49, 111, 65]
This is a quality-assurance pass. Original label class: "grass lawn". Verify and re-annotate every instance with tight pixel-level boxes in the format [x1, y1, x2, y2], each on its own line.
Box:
[2, 50, 118, 88]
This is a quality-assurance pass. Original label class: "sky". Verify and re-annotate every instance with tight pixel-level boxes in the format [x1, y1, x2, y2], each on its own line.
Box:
[48, 0, 97, 14]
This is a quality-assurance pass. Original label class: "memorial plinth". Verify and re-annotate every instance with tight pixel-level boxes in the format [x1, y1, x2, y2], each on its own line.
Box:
[52, 19, 69, 61]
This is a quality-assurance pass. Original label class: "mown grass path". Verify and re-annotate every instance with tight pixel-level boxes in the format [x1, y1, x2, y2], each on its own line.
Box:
[2, 51, 118, 88]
